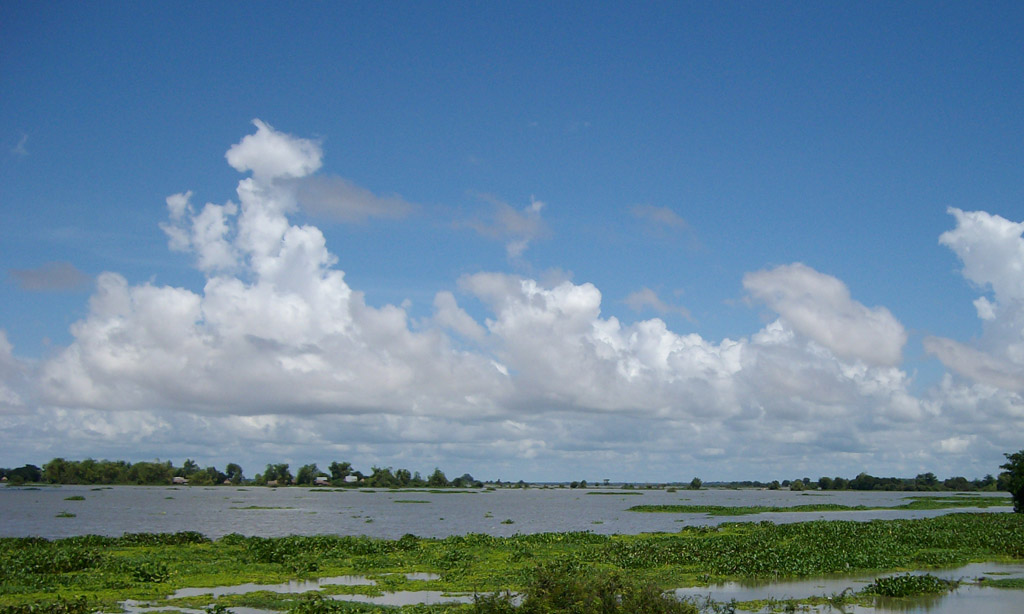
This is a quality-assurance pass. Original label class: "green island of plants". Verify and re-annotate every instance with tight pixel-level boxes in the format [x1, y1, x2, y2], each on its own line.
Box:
[627, 494, 1012, 516]
[860, 573, 956, 597]
[2, 513, 1023, 613]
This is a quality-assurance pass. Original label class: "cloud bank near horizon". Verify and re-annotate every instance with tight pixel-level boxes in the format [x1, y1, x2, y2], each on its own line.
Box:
[1, 121, 1022, 480]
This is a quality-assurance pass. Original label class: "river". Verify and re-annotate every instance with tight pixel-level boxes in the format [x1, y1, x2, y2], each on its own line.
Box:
[0, 484, 1013, 539]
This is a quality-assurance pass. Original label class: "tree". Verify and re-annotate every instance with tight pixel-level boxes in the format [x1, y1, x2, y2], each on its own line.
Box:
[915, 472, 939, 490]
[295, 463, 321, 485]
[274, 463, 293, 485]
[177, 459, 200, 478]
[225, 463, 244, 484]
[427, 467, 449, 488]
[190, 466, 226, 485]
[943, 476, 970, 491]
[260, 463, 292, 485]
[999, 449, 1024, 513]
[689, 477, 702, 490]
[329, 461, 352, 485]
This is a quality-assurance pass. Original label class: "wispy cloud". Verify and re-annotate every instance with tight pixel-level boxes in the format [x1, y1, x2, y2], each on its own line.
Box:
[464, 193, 549, 259]
[630, 204, 701, 249]
[631, 204, 688, 229]
[624, 287, 693, 322]
[11, 133, 28, 157]
[282, 175, 415, 223]
[8, 261, 90, 292]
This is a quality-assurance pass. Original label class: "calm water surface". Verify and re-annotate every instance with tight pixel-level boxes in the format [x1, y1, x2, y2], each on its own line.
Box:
[0, 485, 1012, 539]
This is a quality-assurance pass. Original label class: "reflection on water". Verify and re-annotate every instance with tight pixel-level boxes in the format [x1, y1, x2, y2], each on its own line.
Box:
[674, 562, 1024, 613]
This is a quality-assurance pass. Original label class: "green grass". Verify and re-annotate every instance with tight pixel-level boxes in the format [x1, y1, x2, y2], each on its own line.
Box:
[393, 500, 430, 504]
[629, 495, 1012, 516]
[63, 495, 85, 501]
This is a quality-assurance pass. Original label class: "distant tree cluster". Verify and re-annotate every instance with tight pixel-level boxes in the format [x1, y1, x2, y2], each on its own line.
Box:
[7, 451, 1023, 502]
[8, 457, 485, 489]
[22, 458, 240, 486]
[0, 464, 42, 485]
[815, 472, 1001, 492]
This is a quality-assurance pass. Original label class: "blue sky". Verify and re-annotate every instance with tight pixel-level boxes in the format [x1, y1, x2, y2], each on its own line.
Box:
[2, 2, 1023, 482]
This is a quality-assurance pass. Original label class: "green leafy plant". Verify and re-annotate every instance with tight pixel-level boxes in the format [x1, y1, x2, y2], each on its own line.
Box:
[861, 573, 954, 597]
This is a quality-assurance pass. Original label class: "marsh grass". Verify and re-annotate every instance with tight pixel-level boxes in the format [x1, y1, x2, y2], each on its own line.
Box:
[229, 506, 295, 510]
[585, 491, 643, 496]
[980, 577, 1024, 589]
[1, 514, 1022, 611]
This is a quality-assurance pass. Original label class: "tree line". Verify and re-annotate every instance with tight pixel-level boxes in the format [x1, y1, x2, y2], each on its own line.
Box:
[708, 471, 1010, 492]
[2, 452, 1022, 511]
[0, 458, 482, 488]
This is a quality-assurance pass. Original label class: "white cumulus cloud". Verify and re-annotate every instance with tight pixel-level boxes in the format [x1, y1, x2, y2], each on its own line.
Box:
[743, 263, 907, 366]
[14, 123, 1020, 481]
[225, 119, 322, 182]
[925, 208, 1024, 391]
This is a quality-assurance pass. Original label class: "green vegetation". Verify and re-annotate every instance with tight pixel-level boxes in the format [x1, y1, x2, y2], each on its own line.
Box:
[228, 506, 295, 510]
[860, 573, 955, 597]
[980, 577, 1024, 589]
[10, 457, 486, 490]
[1000, 449, 1024, 513]
[2, 514, 1022, 612]
[63, 495, 85, 501]
[628, 495, 1012, 516]
[473, 561, 697, 613]
[585, 491, 643, 496]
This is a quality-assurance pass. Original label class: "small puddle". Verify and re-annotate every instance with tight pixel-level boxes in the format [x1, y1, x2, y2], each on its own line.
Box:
[119, 604, 276, 614]
[330, 591, 474, 606]
[402, 572, 442, 581]
[171, 575, 374, 598]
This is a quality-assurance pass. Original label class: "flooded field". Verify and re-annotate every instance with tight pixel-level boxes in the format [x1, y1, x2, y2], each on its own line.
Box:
[0, 484, 1012, 539]
[2, 485, 1021, 613]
